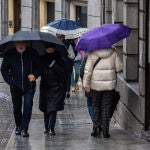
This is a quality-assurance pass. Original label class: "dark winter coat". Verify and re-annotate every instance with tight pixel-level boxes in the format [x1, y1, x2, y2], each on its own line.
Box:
[39, 51, 67, 113]
[1, 47, 40, 91]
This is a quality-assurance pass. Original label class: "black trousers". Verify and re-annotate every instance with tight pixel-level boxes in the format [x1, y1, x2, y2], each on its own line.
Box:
[44, 111, 57, 130]
[10, 87, 35, 130]
[92, 90, 114, 132]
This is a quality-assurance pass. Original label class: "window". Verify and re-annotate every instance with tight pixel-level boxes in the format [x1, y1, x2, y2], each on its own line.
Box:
[47, 2, 55, 23]
[76, 6, 87, 27]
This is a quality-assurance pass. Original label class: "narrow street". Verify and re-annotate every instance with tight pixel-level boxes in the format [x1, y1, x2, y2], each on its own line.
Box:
[5, 80, 150, 150]
[0, 0, 150, 149]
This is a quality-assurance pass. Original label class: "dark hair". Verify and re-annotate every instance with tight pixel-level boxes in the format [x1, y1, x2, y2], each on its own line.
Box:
[45, 43, 56, 48]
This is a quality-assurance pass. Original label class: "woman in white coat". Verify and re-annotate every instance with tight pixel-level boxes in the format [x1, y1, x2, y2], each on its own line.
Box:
[83, 47, 122, 138]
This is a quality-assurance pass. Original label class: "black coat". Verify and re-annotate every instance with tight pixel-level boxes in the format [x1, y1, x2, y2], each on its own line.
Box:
[39, 52, 67, 113]
[1, 48, 40, 91]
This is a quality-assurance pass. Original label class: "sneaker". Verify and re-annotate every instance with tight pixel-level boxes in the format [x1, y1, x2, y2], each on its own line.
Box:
[15, 126, 21, 135]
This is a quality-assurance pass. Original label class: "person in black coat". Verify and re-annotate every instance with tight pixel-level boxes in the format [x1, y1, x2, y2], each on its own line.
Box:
[1, 41, 40, 137]
[39, 43, 67, 135]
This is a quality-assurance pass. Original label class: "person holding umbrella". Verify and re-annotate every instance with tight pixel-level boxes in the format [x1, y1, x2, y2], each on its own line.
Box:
[41, 19, 88, 98]
[1, 41, 40, 137]
[83, 47, 122, 138]
[75, 23, 130, 138]
[39, 43, 67, 135]
[0, 30, 68, 137]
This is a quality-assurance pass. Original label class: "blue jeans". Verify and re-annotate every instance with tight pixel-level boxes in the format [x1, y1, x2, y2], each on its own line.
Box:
[87, 97, 93, 121]
[71, 61, 81, 86]
[10, 87, 35, 130]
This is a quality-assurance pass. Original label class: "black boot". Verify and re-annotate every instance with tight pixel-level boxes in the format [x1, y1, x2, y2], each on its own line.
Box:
[91, 127, 98, 137]
[103, 131, 110, 138]
[44, 129, 49, 134]
[98, 126, 102, 135]
[21, 129, 29, 137]
[50, 128, 56, 135]
[15, 126, 21, 135]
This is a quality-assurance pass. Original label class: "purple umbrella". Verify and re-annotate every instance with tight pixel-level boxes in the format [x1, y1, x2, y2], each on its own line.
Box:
[75, 23, 131, 52]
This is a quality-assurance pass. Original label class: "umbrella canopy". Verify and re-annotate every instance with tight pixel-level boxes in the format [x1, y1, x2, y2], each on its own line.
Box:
[0, 30, 68, 56]
[41, 19, 88, 39]
[75, 23, 131, 52]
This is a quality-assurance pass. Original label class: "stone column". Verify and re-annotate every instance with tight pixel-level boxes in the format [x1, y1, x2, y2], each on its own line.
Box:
[55, 0, 62, 20]
[139, 0, 146, 96]
[0, 0, 2, 39]
[62, 0, 70, 19]
[105, 0, 112, 23]
[32, 0, 39, 30]
[88, 0, 101, 29]
[0, 0, 8, 39]
[21, 0, 32, 31]
[111, 0, 124, 55]
[70, 2, 76, 20]
[123, 0, 139, 81]
[55, 0, 70, 20]
[112, 0, 123, 23]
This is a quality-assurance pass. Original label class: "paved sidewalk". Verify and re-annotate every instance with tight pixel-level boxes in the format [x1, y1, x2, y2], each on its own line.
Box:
[5, 86, 150, 150]
[0, 82, 15, 150]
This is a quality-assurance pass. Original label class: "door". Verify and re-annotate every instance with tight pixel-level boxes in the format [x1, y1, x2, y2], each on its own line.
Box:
[13, 0, 21, 32]
[47, 2, 55, 23]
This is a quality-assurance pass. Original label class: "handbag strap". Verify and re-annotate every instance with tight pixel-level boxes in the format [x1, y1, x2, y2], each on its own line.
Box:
[93, 57, 101, 70]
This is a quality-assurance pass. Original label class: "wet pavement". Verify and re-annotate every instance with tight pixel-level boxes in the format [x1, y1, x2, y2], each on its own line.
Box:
[0, 81, 15, 150]
[1, 80, 150, 150]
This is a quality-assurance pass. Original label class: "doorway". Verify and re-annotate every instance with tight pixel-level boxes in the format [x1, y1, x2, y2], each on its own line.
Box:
[47, 2, 55, 23]
[13, 0, 21, 32]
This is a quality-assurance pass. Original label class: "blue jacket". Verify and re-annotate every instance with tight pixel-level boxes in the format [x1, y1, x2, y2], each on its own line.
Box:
[1, 47, 40, 91]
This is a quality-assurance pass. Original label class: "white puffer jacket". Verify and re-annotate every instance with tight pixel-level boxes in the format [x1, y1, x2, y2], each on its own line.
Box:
[83, 48, 122, 91]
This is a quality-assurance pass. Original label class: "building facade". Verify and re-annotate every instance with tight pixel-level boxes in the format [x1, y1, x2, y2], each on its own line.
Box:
[0, 0, 149, 136]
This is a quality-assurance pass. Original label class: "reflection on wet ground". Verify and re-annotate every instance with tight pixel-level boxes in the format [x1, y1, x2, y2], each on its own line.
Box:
[6, 89, 150, 150]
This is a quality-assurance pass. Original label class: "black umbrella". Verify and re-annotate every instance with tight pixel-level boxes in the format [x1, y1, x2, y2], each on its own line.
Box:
[0, 30, 68, 56]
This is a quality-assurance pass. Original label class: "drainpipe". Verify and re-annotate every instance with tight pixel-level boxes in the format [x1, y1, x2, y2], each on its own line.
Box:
[102, 0, 105, 24]
[145, 0, 149, 130]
